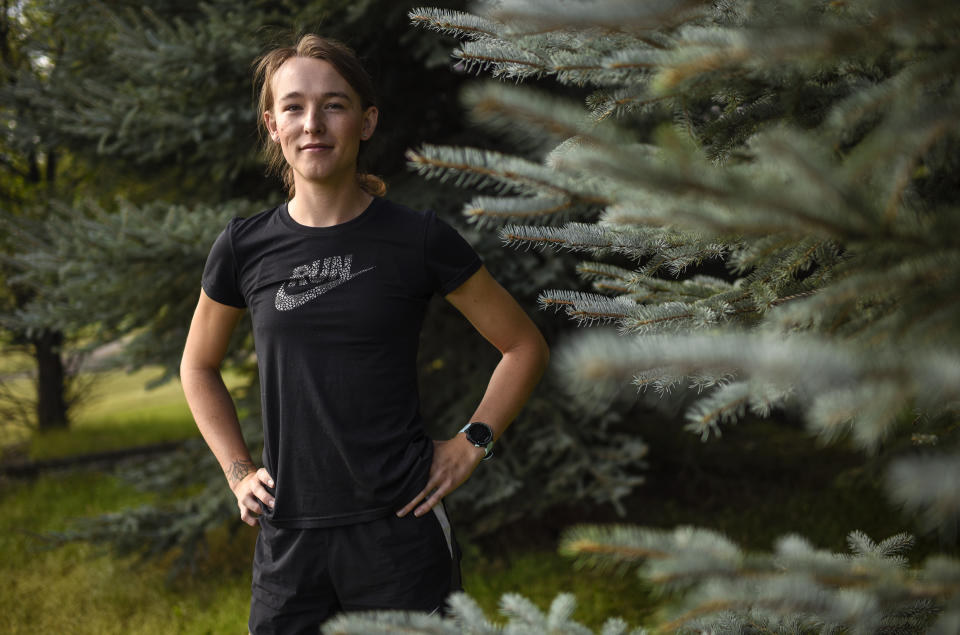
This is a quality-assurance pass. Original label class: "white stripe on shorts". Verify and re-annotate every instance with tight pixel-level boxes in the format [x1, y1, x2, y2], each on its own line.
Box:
[431, 501, 454, 558]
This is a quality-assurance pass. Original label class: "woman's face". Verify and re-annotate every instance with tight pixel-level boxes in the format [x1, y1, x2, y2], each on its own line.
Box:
[264, 57, 378, 191]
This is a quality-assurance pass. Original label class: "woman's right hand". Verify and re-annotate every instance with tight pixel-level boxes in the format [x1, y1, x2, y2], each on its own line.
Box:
[230, 466, 276, 526]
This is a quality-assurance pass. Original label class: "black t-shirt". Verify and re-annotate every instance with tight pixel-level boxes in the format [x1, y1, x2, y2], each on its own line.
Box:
[201, 196, 482, 527]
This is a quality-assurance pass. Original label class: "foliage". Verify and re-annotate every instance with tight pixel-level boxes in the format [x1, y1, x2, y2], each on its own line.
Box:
[2, 0, 646, 562]
[560, 526, 955, 634]
[326, 528, 959, 635]
[405, 0, 960, 449]
[324, 592, 647, 635]
[0, 470, 257, 634]
[0, 339, 96, 431]
[0, 462, 647, 633]
[326, 0, 960, 632]
[0, 0, 75, 429]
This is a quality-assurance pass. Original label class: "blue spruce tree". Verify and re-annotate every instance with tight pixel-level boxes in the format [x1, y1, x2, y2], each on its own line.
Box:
[4, 0, 646, 569]
[327, 0, 960, 632]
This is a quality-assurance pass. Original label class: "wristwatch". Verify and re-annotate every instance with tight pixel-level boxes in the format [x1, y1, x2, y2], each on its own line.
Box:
[459, 422, 494, 461]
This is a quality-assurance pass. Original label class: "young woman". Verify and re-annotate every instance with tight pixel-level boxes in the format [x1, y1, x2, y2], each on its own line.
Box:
[180, 34, 549, 634]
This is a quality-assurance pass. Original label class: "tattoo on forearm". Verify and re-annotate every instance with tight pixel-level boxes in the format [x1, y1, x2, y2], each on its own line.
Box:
[226, 458, 255, 486]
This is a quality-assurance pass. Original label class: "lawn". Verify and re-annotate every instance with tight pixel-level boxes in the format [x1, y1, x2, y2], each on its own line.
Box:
[0, 472, 254, 634]
[0, 469, 654, 633]
[2, 365, 245, 461]
[2, 361, 952, 633]
[0, 365, 654, 633]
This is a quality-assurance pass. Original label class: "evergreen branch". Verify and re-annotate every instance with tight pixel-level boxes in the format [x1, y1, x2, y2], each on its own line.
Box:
[487, 0, 710, 34]
[406, 0, 960, 631]
[587, 88, 674, 122]
[549, 50, 647, 86]
[648, 47, 751, 95]
[407, 7, 502, 41]
[751, 130, 876, 229]
[538, 290, 635, 326]
[317, 524, 945, 634]
[577, 261, 634, 283]
[575, 142, 875, 242]
[464, 194, 577, 223]
[457, 42, 666, 86]
[498, 222, 645, 256]
[770, 238, 826, 284]
[826, 48, 960, 138]
[0, 154, 31, 180]
[623, 274, 734, 303]
[445, 594, 500, 634]
[406, 145, 595, 200]
[558, 331, 960, 409]
[657, 600, 748, 633]
[659, 591, 882, 633]
[463, 82, 625, 148]
[454, 40, 548, 78]
[637, 242, 729, 277]
[544, 595, 578, 632]
[728, 234, 818, 276]
[887, 453, 960, 535]
[609, 139, 869, 243]
[633, 369, 684, 396]
[593, 281, 631, 295]
[602, 47, 674, 72]
[559, 525, 672, 566]
[619, 301, 723, 334]
[848, 530, 915, 560]
[645, 13, 928, 95]
[879, 115, 956, 224]
[577, 261, 635, 295]
[662, 579, 957, 633]
[323, 611, 460, 634]
[770, 251, 960, 340]
[563, 537, 668, 561]
[683, 381, 750, 440]
[806, 378, 913, 451]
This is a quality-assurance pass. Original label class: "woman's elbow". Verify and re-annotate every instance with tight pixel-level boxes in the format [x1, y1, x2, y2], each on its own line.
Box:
[539, 333, 550, 364]
[528, 329, 550, 374]
[179, 351, 219, 380]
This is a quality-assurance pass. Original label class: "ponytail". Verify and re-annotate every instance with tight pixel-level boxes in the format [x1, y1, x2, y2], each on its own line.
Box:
[357, 173, 387, 197]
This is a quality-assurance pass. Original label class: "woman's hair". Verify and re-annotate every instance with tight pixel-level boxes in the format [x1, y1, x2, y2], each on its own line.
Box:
[253, 34, 386, 197]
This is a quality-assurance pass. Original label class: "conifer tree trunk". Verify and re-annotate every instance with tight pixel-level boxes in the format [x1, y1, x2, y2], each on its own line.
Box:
[32, 328, 68, 430]
[20, 142, 69, 431]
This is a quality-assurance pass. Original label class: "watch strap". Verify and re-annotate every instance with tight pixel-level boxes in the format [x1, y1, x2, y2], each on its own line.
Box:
[459, 422, 494, 460]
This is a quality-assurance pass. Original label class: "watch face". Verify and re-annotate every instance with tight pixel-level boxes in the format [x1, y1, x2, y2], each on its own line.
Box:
[466, 423, 493, 446]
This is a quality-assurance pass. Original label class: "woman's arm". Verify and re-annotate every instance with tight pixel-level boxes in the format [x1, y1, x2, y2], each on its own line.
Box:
[397, 266, 550, 517]
[180, 289, 275, 526]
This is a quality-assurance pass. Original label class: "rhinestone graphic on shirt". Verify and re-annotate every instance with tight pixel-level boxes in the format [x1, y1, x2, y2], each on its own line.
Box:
[274, 254, 374, 311]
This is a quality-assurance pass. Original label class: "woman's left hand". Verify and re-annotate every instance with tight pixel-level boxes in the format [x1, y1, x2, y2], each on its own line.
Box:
[396, 436, 485, 518]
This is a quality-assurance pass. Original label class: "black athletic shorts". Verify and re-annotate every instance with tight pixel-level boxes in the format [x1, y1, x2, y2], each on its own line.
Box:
[249, 502, 462, 635]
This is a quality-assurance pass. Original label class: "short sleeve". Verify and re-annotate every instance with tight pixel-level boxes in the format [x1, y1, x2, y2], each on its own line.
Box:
[424, 211, 483, 296]
[201, 219, 247, 308]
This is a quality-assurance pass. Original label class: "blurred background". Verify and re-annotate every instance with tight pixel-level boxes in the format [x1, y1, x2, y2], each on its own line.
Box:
[2, 1, 958, 633]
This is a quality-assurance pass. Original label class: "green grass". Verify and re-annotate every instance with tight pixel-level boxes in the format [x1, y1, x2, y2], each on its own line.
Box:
[0, 474, 647, 634]
[4, 359, 950, 633]
[28, 403, 198, 461]
[2, 366, 245, 461]
[463, 548, 657, 628]
[0, 347, 33, 375]
[1, 363, 650, 633]
[0, 363, 266, 634]
[0, 472, 253, 634]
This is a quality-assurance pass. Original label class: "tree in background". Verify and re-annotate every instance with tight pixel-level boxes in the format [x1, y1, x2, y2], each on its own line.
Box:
[324, 0, 960, 632]
[4, 0, 645, 563]
[0, 0, 81, 431]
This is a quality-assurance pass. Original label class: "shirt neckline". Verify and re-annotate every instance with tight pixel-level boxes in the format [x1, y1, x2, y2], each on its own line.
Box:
[278, 196, 381, 235]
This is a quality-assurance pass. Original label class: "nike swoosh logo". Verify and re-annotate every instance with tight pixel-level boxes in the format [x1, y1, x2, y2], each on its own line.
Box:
[274, 266, 374, 311]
